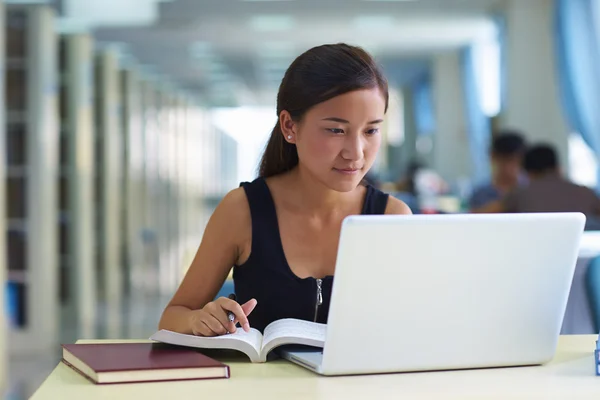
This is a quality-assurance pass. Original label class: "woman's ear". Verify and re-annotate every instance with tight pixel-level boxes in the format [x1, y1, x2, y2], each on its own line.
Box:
[279, 110, 297, 144]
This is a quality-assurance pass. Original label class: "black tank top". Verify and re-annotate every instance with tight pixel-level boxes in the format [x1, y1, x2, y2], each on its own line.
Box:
[233, 177, 389, 332]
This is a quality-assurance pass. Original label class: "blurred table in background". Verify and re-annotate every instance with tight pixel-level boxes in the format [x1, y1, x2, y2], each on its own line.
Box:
[562, 231, 600, 334]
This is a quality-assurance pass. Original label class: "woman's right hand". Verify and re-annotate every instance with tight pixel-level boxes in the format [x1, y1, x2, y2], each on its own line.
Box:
[189, 297, 257, 337]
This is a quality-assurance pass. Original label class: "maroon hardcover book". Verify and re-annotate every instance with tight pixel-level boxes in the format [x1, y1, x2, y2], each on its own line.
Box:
[61, 343, 230, 384]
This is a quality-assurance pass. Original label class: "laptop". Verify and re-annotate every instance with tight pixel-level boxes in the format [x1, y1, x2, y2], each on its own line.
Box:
[281, 212, 585, 376]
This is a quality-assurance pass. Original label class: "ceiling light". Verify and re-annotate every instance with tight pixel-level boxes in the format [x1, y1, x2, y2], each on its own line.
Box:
[249, 15, 295, 31]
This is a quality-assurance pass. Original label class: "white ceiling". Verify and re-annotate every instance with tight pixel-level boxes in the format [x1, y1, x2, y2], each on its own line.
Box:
[92, 0, 504, 106]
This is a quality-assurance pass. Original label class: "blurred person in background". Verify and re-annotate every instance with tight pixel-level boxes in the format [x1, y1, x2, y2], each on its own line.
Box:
[469, 131, 527, 212]
[395, 160, 424, 197]
[473, 143, 600, 229]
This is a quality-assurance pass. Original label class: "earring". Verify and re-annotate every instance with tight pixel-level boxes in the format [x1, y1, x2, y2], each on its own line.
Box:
[287, 135, 292, 140]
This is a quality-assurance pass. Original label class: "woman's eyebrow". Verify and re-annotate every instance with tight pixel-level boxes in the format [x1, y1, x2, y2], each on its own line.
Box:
[321, 117, 383, 124]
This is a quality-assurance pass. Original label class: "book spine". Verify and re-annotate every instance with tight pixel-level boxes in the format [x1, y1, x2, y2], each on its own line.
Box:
[61, 359, 98, 384]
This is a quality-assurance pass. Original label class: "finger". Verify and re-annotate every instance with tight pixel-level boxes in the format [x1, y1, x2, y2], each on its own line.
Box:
[207, 302, 237, 334]
[241, 299, 258, 317]
[199, 320, 219, 337]
[196, 321, 217, 337]
[220, 298, 252, 332]
[191, 318, 215, 337]
[203, 314, 228, 336]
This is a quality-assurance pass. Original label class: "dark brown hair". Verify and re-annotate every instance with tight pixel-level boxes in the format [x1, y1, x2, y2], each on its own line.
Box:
[258, 43, 389, 178]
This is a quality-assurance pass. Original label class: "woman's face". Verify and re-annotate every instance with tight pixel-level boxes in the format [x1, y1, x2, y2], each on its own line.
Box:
[282, 88, 386, 192]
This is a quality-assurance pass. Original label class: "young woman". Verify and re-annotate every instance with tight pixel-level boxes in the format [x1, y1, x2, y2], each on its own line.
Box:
[159, 43, 412, 337]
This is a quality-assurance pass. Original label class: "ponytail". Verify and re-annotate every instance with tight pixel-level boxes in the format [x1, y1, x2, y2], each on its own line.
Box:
[258, 121, 299, 178]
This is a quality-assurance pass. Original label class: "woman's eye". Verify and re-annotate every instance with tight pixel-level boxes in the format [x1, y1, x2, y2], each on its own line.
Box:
[366, 128, 380, 135]
[327, 128, 344, 134]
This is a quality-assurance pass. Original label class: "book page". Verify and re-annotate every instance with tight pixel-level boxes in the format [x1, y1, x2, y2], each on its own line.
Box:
[150, 328, 263, 362]
[261, 319, 326, 358]
[220, 328, 264, 350]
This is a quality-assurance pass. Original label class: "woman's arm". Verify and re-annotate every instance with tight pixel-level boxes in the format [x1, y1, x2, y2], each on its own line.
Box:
[158, 187, 255, 335]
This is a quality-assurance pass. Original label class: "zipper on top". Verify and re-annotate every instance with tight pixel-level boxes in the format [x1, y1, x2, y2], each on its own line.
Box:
[313, 278, 323, 322]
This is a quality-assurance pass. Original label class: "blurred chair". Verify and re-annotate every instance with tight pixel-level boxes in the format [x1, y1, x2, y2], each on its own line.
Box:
[214, 279, 235, 300]
[585, 216, 600, 231]
[5, 282, 17, 327]
[585, 256, 600, 332]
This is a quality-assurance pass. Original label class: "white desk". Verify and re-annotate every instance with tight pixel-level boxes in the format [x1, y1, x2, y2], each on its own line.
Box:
[31, 336, 600, 399]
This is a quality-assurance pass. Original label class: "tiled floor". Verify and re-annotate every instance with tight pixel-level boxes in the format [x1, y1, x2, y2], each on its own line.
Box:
[4, 292, 172, 399]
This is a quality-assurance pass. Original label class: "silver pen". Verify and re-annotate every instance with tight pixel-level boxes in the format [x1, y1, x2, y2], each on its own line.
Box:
[227, 293, 236, 323]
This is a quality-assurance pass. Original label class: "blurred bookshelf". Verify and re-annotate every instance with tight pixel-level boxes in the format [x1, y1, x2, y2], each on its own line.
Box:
[6, 4, 60, 354]
[58, 33, 96, 341]
[120, 69, 134, 295]
[139, 81, 160, 292]
[120, 68, 149, 294]
[0, 0, 7, 388]
[93, 49, 122, 307]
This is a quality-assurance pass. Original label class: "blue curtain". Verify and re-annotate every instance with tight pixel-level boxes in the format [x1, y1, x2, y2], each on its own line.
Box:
[461, 46, 491, 184]
[494, 13, 508, 113]
[595, 1, 600, 40]
[555, 0, 600, 187]
[412, 77, 436, 136]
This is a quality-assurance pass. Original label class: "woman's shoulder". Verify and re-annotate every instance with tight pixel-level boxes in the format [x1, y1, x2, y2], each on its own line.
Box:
[385, 195, 413, 215]
[212, 187, 252, 228]
[219, 176, 274, 221]
[221, 186, 249, 206]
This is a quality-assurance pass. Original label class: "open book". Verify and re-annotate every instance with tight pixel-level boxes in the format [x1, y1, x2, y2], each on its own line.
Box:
[150, 318, 326, 363]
